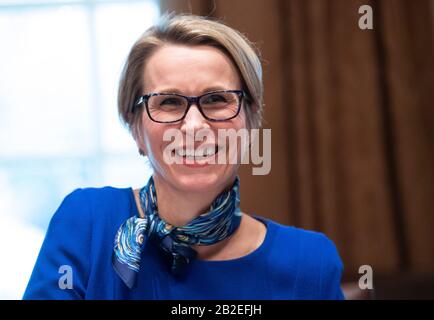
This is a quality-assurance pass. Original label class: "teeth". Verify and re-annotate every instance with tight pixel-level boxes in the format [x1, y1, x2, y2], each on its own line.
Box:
[175, 146, 217, 158]
[204, 147, 216, 157]
[177, 149, 186, 157]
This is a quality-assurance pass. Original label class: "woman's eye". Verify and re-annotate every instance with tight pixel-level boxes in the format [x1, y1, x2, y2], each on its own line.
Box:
[160, 98, 182, 106]
[203, 94, 227, 104]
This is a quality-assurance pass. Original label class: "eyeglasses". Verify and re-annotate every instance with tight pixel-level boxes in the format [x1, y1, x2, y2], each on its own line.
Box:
[134, 90, 244, 123]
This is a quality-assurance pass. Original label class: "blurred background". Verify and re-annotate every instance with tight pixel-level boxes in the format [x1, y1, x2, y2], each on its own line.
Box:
[0, 0, 433, 299]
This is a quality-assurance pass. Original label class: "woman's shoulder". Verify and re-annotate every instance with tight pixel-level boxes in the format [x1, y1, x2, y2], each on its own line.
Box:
[62, 185, 133, 206]
[258, 216, 343, 268]
[61, 185, 133, 204]
[259, 216, 334, 244]
[50, 186, 136, 230]
[23, 186, 135, 299]
[259, 216, 344, 298]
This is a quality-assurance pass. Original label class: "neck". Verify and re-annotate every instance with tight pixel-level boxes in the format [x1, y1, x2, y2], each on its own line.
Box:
[152, 174, 235, 227]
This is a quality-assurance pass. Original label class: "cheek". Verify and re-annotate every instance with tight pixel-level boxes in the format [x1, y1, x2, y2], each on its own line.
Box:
[230, 106, 248, 130]
[141, 117, 166, 155]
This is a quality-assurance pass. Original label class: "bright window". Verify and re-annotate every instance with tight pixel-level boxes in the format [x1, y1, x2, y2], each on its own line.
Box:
[0, 0, 159, 299]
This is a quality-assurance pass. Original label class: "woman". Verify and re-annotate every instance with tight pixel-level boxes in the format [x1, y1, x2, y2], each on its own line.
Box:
[23, 14, 344, 300]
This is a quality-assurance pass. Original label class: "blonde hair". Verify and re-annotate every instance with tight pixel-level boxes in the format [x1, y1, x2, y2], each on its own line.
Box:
[118, 14, 264, 144]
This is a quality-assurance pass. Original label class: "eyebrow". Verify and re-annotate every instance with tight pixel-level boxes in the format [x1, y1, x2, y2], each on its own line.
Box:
[151, 86, 230, 95]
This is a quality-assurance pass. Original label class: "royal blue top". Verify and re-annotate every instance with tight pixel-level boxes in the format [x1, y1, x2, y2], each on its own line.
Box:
[23, 187, 345, 300]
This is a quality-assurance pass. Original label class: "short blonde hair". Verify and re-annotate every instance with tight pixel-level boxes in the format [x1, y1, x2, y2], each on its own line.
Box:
[118, 14, 264, 143]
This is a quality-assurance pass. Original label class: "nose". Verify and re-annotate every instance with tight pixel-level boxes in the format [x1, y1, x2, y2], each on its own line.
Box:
[180, 102, 210, 133]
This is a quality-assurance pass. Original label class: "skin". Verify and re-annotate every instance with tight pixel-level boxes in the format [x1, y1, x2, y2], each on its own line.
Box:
[133, 44, 266, 261]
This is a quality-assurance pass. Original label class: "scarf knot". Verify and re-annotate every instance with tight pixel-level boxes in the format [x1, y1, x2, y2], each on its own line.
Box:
[112, 176, 242, 288]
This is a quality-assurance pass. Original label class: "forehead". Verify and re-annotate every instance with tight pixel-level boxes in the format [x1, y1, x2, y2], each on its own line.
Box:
[143, 44, 241, 93]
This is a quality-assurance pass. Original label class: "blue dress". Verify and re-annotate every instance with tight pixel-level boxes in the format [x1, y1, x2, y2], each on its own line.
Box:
[23, 187, 345, 300]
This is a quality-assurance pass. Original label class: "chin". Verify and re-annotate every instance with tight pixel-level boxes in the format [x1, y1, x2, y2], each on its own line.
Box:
[169, 169, 231, 194]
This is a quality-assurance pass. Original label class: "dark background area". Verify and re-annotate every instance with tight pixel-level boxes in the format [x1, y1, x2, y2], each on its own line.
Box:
[161, 0, 434, 299]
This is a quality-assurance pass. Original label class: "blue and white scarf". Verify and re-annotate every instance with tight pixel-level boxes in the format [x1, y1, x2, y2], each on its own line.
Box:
[112, 175, 242, 289]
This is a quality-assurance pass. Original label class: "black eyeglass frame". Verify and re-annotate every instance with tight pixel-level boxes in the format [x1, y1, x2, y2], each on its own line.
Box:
[134, 89, 245, 123]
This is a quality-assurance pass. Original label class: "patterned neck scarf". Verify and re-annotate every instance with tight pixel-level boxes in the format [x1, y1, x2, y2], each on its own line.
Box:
[112, 175, 242, 289]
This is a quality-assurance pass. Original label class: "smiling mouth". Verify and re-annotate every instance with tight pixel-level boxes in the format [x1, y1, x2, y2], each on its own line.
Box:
[172, 145, 220, 161]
